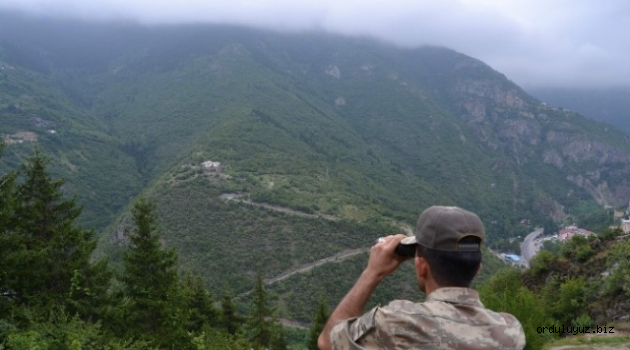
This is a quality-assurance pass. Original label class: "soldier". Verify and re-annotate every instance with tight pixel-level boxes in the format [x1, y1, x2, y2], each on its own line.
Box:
[318, 206, 526, 350]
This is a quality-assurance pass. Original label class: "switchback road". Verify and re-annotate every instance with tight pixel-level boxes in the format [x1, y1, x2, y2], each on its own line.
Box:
[521, 228, 544, 267]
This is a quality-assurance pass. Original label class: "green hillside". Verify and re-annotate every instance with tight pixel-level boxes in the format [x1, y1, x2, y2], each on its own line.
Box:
[2, 13, 630, 324]
[0, 53, 144, 229]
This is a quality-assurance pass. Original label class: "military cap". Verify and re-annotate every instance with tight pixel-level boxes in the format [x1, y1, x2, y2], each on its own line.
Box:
[399, 206, 485, 252]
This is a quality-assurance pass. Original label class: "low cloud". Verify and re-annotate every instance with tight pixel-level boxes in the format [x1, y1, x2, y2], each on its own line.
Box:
[0, 0, 628, 88]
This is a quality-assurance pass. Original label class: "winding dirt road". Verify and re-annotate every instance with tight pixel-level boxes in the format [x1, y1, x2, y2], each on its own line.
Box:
[264, 247, 370, 285]
[220, 193, 340, 221]
[237, 247, 370, 299]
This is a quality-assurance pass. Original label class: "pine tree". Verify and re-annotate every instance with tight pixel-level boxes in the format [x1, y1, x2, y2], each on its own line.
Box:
[120, 198, 186, 345]
[5, 149, 99, 310]
[246, 272, 286, 349]
[0, 143, 18, 313]
[68, 257, 114, 321]
[181, 270, 219, 331]
[0, 144, 16, 225]
[269, 318, 288, 350]
[247, 273, 274, 348]
[220, 288, 241, 336]
[307, 294, 329, 350]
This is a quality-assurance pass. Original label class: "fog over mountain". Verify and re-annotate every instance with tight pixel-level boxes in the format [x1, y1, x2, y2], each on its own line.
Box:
[0, 0, 629, 89]
[528, 86, 630, 135]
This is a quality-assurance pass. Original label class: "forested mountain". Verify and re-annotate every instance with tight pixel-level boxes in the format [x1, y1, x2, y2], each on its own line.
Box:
[528, 86, 630, 136]
[2, 11, 630, 326]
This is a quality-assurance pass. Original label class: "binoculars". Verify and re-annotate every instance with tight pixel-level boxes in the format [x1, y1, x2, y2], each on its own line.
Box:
[376, 237, 416, 257]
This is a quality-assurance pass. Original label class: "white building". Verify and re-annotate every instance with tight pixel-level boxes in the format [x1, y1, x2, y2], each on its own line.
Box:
[201, 161, 221, 171]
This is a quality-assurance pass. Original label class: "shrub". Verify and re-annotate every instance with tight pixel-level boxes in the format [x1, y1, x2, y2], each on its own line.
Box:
[572, 313, 593, 329]
[478, 268, 556, 350]
[575, 244, 595, 262]
[529, 250, 556, 278]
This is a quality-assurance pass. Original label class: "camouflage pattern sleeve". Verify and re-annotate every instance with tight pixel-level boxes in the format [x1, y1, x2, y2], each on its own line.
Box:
[330, 307, 378, 350]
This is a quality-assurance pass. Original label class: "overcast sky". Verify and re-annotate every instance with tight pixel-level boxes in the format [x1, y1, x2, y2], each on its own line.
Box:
[0, 0, 628, 89]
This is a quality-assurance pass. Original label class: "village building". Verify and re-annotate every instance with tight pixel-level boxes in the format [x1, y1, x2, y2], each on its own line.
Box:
[558, 225, 594, 241]
[621, 219, 630, 234]
[201, 160, 221, 171]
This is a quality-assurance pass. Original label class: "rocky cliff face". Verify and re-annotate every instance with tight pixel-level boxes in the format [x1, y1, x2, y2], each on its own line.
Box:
[451, 73, 630, 208]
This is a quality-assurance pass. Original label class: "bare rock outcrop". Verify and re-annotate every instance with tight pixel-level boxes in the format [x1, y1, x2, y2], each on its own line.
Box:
[451, 74, 630, 209]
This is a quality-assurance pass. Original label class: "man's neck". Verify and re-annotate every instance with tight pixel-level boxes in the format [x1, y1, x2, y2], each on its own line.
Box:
[423, 279, 441, 296]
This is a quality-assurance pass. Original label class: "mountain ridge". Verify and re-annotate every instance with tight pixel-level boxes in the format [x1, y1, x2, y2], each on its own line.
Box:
[528, 86, 630, 136]
[1, 13, 630, 320]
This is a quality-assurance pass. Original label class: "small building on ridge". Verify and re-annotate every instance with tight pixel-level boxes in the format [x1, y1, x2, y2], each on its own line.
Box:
[559, 225, 594, 241]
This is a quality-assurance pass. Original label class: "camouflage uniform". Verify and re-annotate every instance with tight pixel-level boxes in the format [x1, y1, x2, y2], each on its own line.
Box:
[330, 287, 525, 350]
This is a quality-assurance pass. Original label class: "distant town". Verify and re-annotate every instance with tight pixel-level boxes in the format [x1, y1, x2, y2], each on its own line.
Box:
[500, 213, 630, 266]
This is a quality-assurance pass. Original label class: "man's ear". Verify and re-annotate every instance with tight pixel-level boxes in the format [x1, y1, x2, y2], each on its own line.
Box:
[414, 256, 427, 277]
